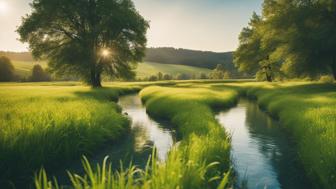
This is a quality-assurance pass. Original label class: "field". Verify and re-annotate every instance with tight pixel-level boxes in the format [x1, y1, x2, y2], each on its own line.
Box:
[136, 62, 211, 78]
[12, 60, 47, 77]
[0, 81, 335, 188]
[10, 60, 211, 79]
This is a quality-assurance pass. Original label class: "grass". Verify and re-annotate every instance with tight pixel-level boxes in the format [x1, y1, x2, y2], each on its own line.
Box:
[12, 60, 47, 77]
[208, 81, 336, 188]
[135, 62, 211, 78]
[1, 81, 335, 188]
[0, 82, 140, 187]
[34, 85, 238, 189]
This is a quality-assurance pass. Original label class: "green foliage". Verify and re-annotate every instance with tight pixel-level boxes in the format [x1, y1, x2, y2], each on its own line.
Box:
[0, 56, 15, 82]
[209, 64, 231, 80]
[30, 64, 51, 82]
[235, 0, 336, 80]
[17, 0, 149, 87]
[0, 83, 138, 186]
[145, 47, 235, 70]
[319, 75, 335, 84]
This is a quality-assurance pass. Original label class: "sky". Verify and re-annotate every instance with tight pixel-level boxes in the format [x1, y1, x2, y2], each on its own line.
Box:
[0, 0, 262, 52]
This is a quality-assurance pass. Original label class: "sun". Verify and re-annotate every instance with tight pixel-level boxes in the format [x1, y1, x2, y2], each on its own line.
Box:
[0, 1, 9, 15]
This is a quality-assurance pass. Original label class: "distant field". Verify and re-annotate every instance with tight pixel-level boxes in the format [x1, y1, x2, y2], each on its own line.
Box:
[11, 60, 211, 79]
[12, 60, 47, 77]
[135, 62, 211, 78]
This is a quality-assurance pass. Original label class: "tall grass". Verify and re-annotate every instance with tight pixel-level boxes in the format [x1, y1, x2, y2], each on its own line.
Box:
[34, 86, 238, 189]
[0, 83, 139, 186]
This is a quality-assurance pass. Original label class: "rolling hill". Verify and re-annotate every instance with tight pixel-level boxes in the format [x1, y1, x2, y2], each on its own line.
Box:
[9, 60, 210, 79]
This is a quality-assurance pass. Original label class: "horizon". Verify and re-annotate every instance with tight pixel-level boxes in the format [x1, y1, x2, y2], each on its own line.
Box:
[0, 0, 262, 53]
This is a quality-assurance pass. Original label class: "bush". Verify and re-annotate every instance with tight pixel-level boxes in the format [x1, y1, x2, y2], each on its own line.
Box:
[148, 75, 158, 81]
[163, 74, 172, 80]
[0, 56, 15, 82]
[176, 73, 190, 80]
[30, 64, 51, 82]
[319, 75, 334, 83]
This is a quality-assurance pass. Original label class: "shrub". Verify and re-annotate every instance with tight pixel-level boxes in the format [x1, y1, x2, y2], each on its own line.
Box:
[0, 56, 15, 82]
[319, 75, 334, 83]
[30, 64, 51, 82]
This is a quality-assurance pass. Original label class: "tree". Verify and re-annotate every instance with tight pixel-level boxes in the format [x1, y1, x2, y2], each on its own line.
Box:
[148, 75, 158, 81]
[176, 73, 190, 80]
[163, 74, 172, 80]
[18, 0, 149, 87]
[30, 64, 51, 82]
[234, 12, 282, 82]
[210, 64, 224, 79]
[0, 56, 15, 82]
[157, 72, 163, 80]
[200, 73, 208, 79]
[262, 0, 336, 80]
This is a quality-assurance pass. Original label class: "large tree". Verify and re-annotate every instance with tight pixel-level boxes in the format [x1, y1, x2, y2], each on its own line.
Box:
[18, 0, 149, 87]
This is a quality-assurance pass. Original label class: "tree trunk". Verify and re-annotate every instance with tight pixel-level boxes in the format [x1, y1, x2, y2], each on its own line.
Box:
[90, 66, 102, 88]
[264, 65, 273, 82]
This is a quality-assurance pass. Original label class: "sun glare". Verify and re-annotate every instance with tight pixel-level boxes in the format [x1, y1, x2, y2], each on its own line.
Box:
[101, 49, 110, 57]
[0, 1, 9, 15]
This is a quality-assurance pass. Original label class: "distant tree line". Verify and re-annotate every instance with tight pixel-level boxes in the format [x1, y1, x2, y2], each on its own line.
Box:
[0, 56, 51, 82]
[140, 64, 232, 81]
[234, 0, 336, 81]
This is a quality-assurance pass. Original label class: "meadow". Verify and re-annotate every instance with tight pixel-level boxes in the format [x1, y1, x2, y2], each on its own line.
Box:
[0, 81, 335, 188]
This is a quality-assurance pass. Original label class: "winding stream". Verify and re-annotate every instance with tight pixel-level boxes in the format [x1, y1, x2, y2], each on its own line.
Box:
[216, 99, 312, 189]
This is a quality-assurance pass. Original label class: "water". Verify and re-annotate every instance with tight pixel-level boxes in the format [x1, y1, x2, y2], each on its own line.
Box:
[216, 99, 312, 189]
[117, 94, 174, 161]
[54, 94, 174, 185]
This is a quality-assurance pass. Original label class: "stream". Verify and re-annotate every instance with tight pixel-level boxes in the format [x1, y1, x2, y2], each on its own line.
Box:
[216, 99, 312, 189]
[55, 95, 312, 189]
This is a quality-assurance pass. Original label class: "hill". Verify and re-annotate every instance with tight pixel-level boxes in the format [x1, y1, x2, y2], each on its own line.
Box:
[8, 60, 210, 79]
[144, 47, 235, 69]
[136, 62, 211, 78]
[0, 48, 237, 78]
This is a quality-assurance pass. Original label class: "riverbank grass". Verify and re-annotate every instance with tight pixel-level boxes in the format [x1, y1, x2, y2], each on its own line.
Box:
[0, 82, 139, 185]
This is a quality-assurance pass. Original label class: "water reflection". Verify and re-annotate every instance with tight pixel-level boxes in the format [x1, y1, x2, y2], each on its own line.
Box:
[55, 94, 174, 186]
[216, 99, 311, 189]
[118, 94, 174, 161]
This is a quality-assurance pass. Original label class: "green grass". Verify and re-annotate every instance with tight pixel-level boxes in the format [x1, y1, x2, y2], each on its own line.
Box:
[135, 62, 211, 78]
[206, 81, 336, 188]
[0, 82, 140, 186]
[34, 85, 238, 189]
[1, 81, 335, 188]
[12, 60, 47, 77]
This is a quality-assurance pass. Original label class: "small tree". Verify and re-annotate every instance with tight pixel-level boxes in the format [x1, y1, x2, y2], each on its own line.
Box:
[30, 64, 51, 82]
[0, 56, 15, 82]
[176, 73, 190, 80]
[200, 73, 208, 79]
[209, 64, 225, 79]
[163, 74, 172, 80]
[157, 72, 163, 80]
[148, 75, 158, 81]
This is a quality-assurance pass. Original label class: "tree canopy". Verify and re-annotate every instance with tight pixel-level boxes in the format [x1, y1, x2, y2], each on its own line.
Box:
[18, 0, 149, 87]
[235, 0, 336, 81]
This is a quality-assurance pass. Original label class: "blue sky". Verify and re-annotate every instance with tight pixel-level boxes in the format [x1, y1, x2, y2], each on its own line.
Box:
[0, 0, 262, 52]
